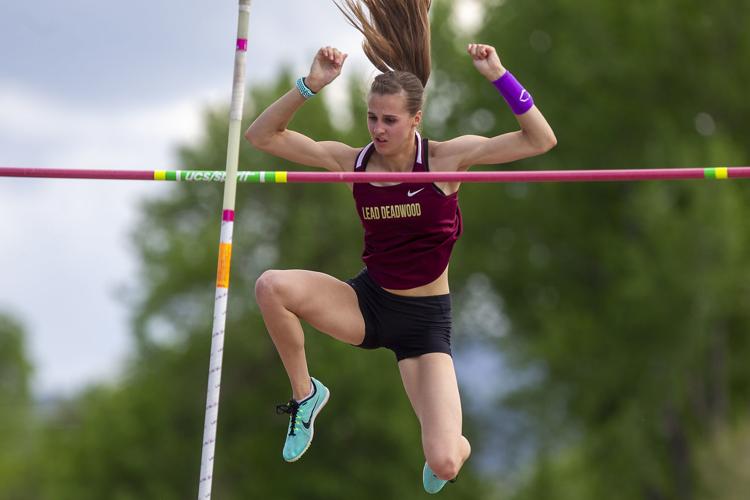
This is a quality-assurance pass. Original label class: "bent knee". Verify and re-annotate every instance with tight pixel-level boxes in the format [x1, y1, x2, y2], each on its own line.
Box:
[426, 455, 461, 481]
[254, 270, 290, 306]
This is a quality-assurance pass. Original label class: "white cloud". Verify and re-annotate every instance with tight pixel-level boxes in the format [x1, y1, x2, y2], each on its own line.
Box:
[0, 82, 216, 396]
[0, 81, 212, 168]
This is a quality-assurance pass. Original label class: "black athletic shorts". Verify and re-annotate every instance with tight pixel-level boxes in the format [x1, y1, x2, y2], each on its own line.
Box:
[346, 268, 453, 361]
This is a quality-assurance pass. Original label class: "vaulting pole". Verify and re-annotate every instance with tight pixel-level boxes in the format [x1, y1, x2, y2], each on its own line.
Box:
[197, 1, 251, 498]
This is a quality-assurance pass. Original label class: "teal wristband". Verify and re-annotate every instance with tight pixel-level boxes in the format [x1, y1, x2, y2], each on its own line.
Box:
[295, 77, 316, 99]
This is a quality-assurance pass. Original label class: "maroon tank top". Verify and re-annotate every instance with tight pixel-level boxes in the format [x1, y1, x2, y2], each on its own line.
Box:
[353, 132, 463, 290]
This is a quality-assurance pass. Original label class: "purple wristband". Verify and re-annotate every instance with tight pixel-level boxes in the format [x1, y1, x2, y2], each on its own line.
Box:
[493, 71, 534, 115]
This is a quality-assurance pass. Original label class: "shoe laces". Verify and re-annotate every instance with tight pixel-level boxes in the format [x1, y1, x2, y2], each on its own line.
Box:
[276, 399, 301, 436]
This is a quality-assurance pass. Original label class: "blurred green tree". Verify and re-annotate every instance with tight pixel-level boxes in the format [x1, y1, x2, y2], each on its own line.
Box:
[0, 313, 35, 499]
[425, 1, 750, 499]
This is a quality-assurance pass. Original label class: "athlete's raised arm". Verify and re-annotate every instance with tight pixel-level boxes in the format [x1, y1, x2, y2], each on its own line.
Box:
[431, 43, 557, 172]
[244, 46, 358, 172]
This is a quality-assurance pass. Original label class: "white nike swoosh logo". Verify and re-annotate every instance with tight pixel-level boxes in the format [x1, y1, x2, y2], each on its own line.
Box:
[407, 188, 424, 197]
[520, 90, 531, 102]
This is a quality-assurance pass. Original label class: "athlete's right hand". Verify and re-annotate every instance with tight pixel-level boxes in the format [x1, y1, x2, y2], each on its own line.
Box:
[305, 46, 348, 93]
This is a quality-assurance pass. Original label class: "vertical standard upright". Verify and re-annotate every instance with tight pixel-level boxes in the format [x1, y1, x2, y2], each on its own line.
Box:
[198, 1, 251, 498]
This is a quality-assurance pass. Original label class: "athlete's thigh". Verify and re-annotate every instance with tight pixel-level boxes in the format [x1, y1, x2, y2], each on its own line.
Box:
[276, 269, 365, 345]
[398, 353, 464, 446]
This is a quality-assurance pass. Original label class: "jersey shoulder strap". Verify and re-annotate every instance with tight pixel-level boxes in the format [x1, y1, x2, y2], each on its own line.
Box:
[354, 143, 375, 171]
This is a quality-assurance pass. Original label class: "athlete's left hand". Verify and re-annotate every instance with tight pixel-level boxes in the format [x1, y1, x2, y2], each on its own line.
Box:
[467, 43, 506, 81]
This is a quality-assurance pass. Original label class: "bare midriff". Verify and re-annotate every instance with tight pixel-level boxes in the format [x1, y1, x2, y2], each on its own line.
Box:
[383, 266, 450, 297]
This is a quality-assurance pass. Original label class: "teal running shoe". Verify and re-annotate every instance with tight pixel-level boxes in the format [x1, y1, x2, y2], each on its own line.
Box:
[423, 462, 455, 494]
[275, 377, 330, 462]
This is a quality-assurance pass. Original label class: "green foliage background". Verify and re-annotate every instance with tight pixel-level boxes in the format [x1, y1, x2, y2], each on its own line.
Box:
[3, 1, 750, 499]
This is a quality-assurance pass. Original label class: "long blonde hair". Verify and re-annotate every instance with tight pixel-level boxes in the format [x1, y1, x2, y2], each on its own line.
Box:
[335, 0, 432, 115]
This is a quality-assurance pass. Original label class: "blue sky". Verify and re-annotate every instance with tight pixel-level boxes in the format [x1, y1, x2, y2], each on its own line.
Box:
[1, 0, 486, 397]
